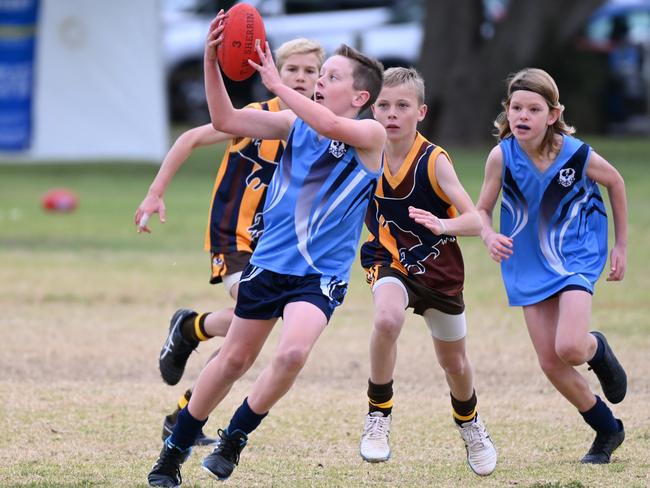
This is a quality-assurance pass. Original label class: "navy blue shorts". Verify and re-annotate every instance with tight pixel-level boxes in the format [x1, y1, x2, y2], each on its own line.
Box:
[234, 265, 348, 322]
[544, 284, 593, 301]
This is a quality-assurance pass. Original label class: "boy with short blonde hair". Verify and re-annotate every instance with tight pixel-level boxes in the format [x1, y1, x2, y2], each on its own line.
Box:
[275, 37, 324, 69]
[359, 67, 497, 476]
[382, 66, 425, 104]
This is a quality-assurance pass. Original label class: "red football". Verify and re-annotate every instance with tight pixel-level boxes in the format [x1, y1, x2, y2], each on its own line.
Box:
[41, 188, 79, 213]
[218, 3, 266, 81]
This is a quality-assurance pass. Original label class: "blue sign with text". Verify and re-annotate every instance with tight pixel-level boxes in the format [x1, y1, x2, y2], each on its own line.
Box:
[0, 0, 38, 152]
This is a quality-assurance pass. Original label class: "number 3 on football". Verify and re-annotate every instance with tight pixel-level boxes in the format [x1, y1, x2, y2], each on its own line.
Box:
[218, 3, 266, 81]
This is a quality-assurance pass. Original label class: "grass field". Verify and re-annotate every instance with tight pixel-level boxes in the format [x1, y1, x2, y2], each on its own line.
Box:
[1, 135, 649, 487]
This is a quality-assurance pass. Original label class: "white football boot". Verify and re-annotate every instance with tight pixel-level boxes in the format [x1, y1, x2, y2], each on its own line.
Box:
[360, 411, 391, 462]
[457, 414, 497, 476]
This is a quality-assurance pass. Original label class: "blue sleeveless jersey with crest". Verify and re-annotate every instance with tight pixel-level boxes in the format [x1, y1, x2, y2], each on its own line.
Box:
[251, 118, 381, 281]
[499, 135, 608, 306]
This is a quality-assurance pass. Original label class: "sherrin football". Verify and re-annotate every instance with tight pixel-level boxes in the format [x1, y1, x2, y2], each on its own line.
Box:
[41, 188, 79, 213]
[218, 3, 266, 81]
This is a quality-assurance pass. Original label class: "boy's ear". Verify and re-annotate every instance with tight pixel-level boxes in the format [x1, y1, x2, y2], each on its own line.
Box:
[547, 106, 561, 126]
[353, 91, 370, 108]
[418, 104, 428, 122]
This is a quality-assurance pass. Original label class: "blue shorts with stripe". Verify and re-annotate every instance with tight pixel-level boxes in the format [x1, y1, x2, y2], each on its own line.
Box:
[234, 264, 348, 322]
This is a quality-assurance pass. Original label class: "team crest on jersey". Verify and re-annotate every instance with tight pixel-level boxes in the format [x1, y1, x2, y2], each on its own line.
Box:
[328, 140, 347, 158]
[558, 168, 576, 187]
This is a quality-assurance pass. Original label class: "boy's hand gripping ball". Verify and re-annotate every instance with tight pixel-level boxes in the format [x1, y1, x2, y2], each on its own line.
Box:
[218, 3, 266, 81]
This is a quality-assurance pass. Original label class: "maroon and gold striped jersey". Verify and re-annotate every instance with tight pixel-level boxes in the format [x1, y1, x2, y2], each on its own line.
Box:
[360, 132, 465, 295]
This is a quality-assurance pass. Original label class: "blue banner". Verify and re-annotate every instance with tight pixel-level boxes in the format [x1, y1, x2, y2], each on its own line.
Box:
[0, 0, 38, 152]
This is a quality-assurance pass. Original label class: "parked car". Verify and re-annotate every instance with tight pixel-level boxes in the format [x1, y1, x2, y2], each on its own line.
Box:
[162, 0, 423, 123]
[580, 0, 650, 132]
[165, 0, 650, 132]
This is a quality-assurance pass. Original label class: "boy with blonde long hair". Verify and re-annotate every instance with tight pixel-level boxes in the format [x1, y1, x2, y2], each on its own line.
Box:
[476, 67, 627, 464]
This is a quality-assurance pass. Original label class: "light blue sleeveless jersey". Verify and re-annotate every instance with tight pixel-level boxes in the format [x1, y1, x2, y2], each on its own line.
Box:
[499, 135, 608, 306]
[251, 118, 381, 282]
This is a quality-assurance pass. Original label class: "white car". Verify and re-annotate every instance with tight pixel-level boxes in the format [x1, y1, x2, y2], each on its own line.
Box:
[163, 0, 423, 122]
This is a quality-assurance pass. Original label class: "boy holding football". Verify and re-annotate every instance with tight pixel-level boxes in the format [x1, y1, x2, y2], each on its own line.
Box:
[135, 37, 324, 447]
[148, 9, 385, 487]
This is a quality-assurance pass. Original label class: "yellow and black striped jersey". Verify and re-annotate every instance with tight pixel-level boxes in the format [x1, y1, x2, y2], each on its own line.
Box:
[204, 97, 284, 254]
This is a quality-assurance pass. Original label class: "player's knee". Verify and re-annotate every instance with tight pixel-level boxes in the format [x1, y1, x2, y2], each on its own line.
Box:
[438, 353, 467, 376]
[373, 311, 403, 341]
[555, 343, 587, 366]
[274, 347, 309, 374]
[220, 350, 253, 379]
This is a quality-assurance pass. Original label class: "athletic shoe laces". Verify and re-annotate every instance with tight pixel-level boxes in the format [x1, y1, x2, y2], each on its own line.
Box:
[216, 429, 245, 465]
[363, 413, 390, 440]
[461, 419, 490, 451]
[155, 441, 188, 477]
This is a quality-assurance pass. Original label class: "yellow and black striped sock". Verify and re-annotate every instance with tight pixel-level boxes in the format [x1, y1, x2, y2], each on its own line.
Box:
[168, 389, 192, 422]
[180, 312, 213, 343]
[451, 390, 477, 426]
[368, 379, 394, 416]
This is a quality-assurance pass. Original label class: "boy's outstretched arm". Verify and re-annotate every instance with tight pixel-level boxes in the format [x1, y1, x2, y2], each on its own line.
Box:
[204, 12, 292, 141]
[134, 124, 231, 233]
[586, 151, 628, 281]
[476, 146, 513, 263]
[410, 153, 482, 237]
[250, 42, 385, 171]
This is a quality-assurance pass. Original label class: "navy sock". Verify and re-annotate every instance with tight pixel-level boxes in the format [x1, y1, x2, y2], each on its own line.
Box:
[588, 333, 605, 365]
[226, 397, 268, 436]
[169, 407, 207, 450]
[580, 395, 620, 434]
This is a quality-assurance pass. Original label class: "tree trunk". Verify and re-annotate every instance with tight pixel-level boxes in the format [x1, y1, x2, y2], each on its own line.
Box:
[419, 0, 606, 145]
